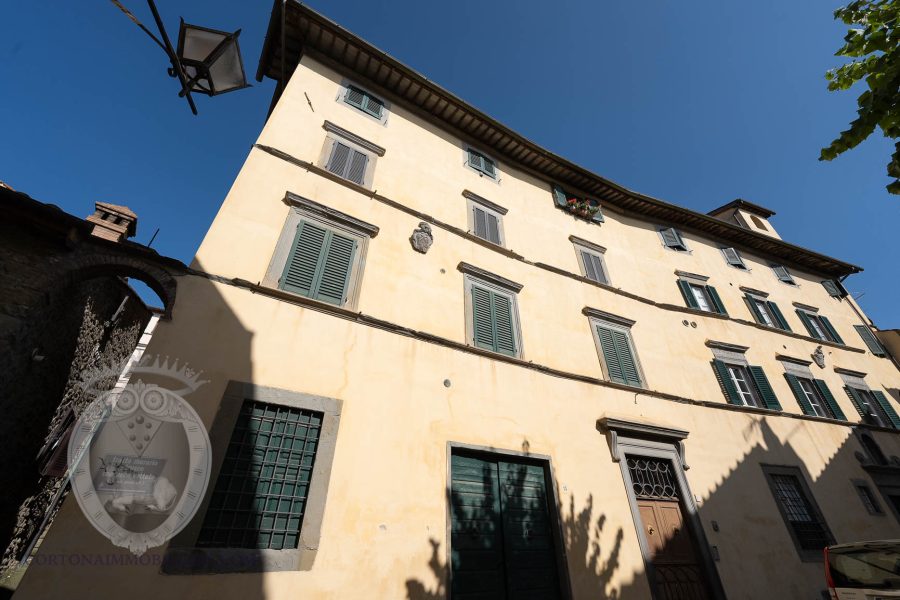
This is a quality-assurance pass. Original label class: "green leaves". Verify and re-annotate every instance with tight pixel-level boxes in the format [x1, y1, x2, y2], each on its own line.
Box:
[821, 0, 900, 194]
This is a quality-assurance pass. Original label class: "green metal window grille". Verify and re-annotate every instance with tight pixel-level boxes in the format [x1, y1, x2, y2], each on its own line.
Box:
[197, 401, 323, 550]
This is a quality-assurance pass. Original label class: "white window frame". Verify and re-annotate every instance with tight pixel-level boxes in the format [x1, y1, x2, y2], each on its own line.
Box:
[464, 191, 506, 247]
[748, 296, 776, 327]
[263, 194, 378, 311]
[585, 310, 647, 389]
[725, 363, 761, 408]
[796, 378, 829, 418]
[571, 236, 610, 285]
[689, 283, 713, 312]
[856, 388, 889, 428]
[459, 264, 524, 359]
[318, 121, 385, 189]
[336, 79, 390, 125]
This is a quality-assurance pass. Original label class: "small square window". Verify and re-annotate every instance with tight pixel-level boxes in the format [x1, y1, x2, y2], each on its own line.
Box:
[659, 227, 688, 251]
[721, 247, 747, 269]
[466, 148, 497, 179]
[772, 265, 796, 285]
[343, 84, 384, 119]
[465, 193, 506, 246]
[319, 121, 385, 188]
[573, 243, 610, 285]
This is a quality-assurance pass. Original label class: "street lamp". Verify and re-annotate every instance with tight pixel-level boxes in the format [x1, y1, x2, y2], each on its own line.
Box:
[111, 0, 250, 114]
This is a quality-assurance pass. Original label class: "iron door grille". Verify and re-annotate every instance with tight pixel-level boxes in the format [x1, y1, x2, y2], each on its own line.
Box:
[628, 457, 679, 501]
[197, 400, 322, 550]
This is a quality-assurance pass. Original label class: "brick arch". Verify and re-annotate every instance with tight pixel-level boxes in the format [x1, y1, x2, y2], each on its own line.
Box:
[62, 249, 181, 319]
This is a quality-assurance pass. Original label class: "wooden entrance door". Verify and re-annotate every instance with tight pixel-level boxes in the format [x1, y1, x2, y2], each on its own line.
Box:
[628, 456, 712, 599]
[450, 452, 562, 600]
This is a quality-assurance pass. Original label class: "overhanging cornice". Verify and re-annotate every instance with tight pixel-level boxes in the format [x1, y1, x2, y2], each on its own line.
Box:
[257, 1, 863, 278]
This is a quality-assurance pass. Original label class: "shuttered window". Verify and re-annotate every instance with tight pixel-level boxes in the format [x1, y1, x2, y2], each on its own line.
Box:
[711, 360, 781, 410]
[449, 452, 562, 599]
[721, 247, 746, 269]
[471, 204, 503, 245]
[845, 387, 900, 429]
[784, 374, 845, 419]
[659, 227, 688, 251]
[552, 185, 605, 223]
[470, 283, 518, 356]
[821, 279, 846, 298]
[677, 280, 727, 315]
[279, 220, 358, 306]
[467, 148, 497, 178]
[854, 325, 886, 356]
[772, 265, 795, 285]
[796, 310, 843, 344]
[745, 295, 791, 331]
[197, 401, 322, 550]
[326, 141, 369, 185]
[578, 248, 609, 284]
[343, 85, 384, 119]
[594, 322, 642, 387]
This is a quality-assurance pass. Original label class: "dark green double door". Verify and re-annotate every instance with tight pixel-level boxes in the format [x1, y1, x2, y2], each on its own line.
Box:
[450, 453, 562, 600]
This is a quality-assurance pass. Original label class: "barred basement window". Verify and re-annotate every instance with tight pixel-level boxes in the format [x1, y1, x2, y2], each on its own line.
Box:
[762, 465, 833, 561]
[197, 401, 322, 550]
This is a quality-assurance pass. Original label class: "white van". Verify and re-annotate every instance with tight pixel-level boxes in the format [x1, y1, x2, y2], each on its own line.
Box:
[826, 541, 900, 599]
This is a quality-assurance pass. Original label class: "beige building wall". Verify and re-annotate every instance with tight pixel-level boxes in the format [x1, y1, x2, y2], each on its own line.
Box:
[16, 43, 900, 600]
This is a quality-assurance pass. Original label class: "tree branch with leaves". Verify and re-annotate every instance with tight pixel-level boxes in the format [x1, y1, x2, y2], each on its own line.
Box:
[821, 0, 900, 194]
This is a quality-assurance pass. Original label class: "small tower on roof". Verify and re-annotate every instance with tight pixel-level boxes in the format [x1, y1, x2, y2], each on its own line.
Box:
[708, 198, 780, 240]
[85, 201, 138, 243]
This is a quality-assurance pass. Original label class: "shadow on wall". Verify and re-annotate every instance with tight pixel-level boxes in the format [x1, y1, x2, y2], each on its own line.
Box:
[406, 417, 900, 600]
[405, 453, 631, 600]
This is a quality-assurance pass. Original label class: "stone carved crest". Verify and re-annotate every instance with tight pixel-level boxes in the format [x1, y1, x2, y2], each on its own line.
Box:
[409, 222, 433, 254]
[812, 345, 825, 368]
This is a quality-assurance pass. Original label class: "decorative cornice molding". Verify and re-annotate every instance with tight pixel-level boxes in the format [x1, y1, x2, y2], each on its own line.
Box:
[322, 120, 386, 156]
[705, 340, 750, 353]
[582, 307, 635, 328]
[675, 270, 709, 282]
[835, 367, 867, 378]
[283, 192, 380, 237]
[792, 301, 819, 313]
[739, 286, 770, 298]
[457, 262, 523, 292]
[569, 235, 606, 254]
[598, 417, 690, 470]
[462, 190, 508, 215]
[776, 354, 813, 366]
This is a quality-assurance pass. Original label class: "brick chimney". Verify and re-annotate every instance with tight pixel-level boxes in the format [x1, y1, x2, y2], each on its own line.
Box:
[86, 202, 138, 242]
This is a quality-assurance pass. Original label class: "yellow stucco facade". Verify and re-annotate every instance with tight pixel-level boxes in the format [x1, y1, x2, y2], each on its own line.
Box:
[15, 5, 900, 599]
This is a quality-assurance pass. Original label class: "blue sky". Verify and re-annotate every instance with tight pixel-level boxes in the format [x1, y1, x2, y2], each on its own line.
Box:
[2, 1, 897, 326]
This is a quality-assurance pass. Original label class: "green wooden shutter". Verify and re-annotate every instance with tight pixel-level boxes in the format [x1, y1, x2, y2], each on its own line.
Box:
[723, 247, 743, 267]
[346, 149, 368, 185]
[661, 227, 682, 249]
[821, 279, 844, 298]
[784, 374, 815, 416]
[552, 185, 568, 208]
[314, 231, 357, 305]
[344, 86, 366, 111]
[773, 265, 793, 283]
[492, 293, 517, 356]
[613, 329, 641, 387]
[280, 221, 329, 297]
[854, 325, 886, 356]
[482, 156, 496, 178]
[873, 391, 900, 429]
[796, 309, 821, 339]
[596, 324, 627, 384]
[706, 285, 728, 315]
[820, 316, 843, 344]
[814, 380, 846, 421]
[768, 301, 792, 332]
[844, 386, 867, 419]
[589, 200, 605, 223]
[749, 366, 781, 410]
[746, 295, 766, 324]
[363, 94, 384, 118]
[467, 149, 483, 171]
[471, 285, 496, 351]
[678, 280, 699, 309]
[326, 142, 351, 176]
[449, 454, 505, 598]
[712, 359, 742, 405]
